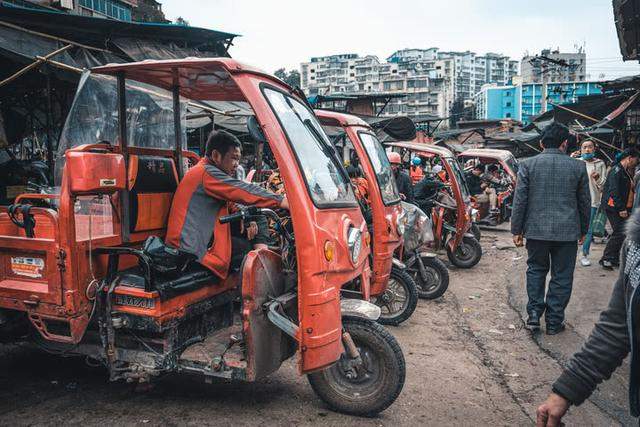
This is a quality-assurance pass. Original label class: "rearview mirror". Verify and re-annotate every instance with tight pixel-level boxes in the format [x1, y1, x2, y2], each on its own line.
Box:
[247, 116, 267, 143]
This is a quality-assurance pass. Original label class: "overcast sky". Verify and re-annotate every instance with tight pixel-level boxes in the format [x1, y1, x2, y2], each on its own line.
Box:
[162, 0, 640, 79]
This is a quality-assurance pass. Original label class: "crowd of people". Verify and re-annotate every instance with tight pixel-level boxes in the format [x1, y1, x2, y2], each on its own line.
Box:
[506, 122, 640, 426]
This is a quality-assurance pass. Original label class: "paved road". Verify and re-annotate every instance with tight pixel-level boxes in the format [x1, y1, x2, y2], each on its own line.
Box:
[0, 231, 630, 426]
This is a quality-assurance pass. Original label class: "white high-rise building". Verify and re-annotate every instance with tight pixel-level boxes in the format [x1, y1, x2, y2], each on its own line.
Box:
[521, 49, 586, 84]
[300, 48, 518, 121]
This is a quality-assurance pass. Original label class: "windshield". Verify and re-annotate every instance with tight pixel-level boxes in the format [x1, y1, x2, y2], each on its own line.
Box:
[56, 72, 186, 184]
[263, 87, 356, 208]
[358, 132, 400, 205]
[446, 158, 471, 200]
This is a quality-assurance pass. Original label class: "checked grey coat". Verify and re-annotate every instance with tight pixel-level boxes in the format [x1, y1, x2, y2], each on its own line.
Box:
[510, 148, 591, 242]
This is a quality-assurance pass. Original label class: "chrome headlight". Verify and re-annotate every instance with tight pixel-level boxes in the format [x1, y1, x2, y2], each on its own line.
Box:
[347, 227, 363, 264]
[471, 208, 479, 222]
[396, 209, 407, 236]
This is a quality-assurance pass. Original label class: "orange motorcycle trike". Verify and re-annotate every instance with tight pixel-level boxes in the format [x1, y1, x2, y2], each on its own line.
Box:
[317, 110, 449, 305]
[386, 142, 482, 269]
[458, 148, 518, 229]
[315, 110, 417, 325]
[0, 59, 405, 416]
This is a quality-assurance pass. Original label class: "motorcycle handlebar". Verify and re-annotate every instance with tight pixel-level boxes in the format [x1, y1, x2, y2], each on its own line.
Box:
[219, 211, 245, 224]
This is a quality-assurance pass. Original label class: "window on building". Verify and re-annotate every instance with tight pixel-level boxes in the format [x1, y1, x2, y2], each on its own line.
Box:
[310, 69, 315, 73]
[392, 69, 397, 73]
[310, 76, 315, 80]
[79, 0, 132, 20]
[506, 113, 512, 118]
[506, 102, 512, 107]
[505, 91, 511, 97]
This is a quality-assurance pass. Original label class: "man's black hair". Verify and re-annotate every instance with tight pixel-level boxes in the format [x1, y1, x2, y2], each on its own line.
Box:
[346, 165, 360, 178]
[205, 130, 242, 158]
[619, 147, 640, 162]
[473, 164, 484, 172]
[488, 164, 499, 172]
[540, 122, 570, 149]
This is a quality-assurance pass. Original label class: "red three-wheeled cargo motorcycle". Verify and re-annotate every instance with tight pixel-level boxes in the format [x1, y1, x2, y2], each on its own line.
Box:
[0, 58, 405, 416]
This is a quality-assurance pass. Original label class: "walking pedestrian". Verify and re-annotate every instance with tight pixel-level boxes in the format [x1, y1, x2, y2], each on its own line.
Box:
[599, 148, 640, 270]
[535, 209, 640, 426]
[577, 140, 607, 267]
[511, 123, 591, 335]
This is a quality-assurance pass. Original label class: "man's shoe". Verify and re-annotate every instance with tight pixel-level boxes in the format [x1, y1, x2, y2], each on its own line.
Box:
[580, 256, 591, 267]
[546, 324, 566, 335]
[525, 315, 540, 331]
[599, 259, 614, 270]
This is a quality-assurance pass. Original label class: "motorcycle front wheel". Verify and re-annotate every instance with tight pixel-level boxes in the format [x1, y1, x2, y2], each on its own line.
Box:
[408, 255, 449, 299]
[307, 317, 406, 417]
[447, 235, 482, 268]
[371, 267, 418, 326]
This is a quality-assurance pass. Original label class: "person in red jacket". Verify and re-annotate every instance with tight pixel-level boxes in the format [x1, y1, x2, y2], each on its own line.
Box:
[166, 130, 288, 279]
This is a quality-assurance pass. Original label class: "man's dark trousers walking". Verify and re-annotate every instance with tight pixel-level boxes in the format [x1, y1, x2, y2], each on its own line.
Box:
[511, 123, 591, 334]
[602, 210, 626, 265]
[525, 240, 577, 327]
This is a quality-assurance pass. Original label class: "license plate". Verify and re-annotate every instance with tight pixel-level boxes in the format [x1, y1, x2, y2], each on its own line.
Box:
[114, 294, 156, 309]
[10, 257, 45, 278]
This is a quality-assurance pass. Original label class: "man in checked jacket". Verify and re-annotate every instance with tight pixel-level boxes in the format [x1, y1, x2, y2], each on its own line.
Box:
[166, 130, 288, 280]
[511, 122, 591, 335]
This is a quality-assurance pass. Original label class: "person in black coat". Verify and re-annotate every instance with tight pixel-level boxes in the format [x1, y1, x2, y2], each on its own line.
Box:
[414, 172, 446, 212]
[599, 148, 640, 269]
[388, 152, 414, 204]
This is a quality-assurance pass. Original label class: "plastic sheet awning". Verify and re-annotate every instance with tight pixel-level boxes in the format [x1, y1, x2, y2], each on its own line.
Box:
[0, 2, 238, 75]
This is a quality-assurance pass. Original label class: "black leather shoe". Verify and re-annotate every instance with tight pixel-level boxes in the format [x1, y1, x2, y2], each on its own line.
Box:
[599, 259, 614, 270]
[546, 324, 566, 335]
[525, 315, 540, 331]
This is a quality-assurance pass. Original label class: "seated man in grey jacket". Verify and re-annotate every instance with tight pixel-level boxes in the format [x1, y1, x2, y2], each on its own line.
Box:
[536, 209, 640, 425]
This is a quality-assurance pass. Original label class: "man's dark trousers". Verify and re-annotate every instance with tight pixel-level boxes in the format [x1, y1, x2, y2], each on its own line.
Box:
[601, 210, 627, 266]
[525, 239, 578, 327]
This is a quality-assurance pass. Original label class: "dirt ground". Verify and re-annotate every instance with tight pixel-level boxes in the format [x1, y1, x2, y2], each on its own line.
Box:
[0, 229, 633, 426]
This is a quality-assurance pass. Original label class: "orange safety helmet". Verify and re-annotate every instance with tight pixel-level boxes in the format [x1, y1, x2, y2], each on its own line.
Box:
[387, 151, 402, 165]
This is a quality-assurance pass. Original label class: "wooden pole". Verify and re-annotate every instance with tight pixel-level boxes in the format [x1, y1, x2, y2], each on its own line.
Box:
[0, 44, 73, 88]
[549, 101, 611, 127]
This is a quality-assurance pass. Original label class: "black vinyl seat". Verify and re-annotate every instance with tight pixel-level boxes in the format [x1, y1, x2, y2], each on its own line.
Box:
[99, 237, 219, 301]
[117, 263, 218, 301]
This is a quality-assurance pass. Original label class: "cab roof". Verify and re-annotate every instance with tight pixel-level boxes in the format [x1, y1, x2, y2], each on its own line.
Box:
[91, 58, 289, 101]
[385, 141, 455, 159]
[314, 109, 371, 128]
[458, 148, 515, 161]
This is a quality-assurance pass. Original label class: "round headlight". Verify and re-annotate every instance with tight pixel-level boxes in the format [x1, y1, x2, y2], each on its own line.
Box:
[347, 227, 363, 264]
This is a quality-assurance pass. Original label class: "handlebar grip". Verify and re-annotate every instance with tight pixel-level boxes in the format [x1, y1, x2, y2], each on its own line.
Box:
[219, 211, 245, 224]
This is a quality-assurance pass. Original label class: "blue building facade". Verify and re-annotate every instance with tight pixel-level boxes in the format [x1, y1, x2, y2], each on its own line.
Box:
[475, 81, 604, 124]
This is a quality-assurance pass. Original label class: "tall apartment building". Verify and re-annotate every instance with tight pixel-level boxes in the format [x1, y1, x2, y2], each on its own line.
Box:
[3, 0, 167, 22]
[521, 48, 586, 84]
[300, 52, 453, 119]
[300, 48, 518, 121]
